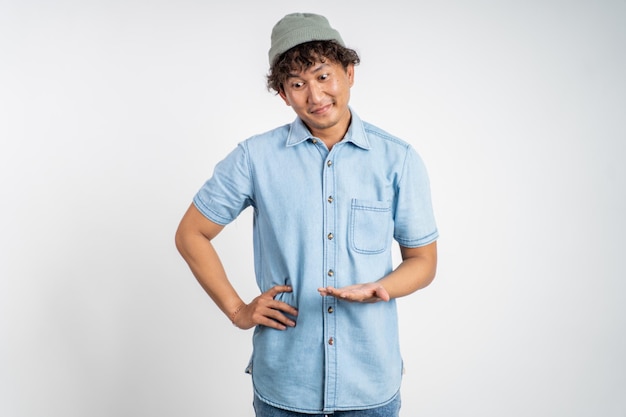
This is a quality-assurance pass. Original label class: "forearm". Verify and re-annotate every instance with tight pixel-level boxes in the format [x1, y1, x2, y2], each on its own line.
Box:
[175, 227, 244, 320]
[378, 242, 437, 299]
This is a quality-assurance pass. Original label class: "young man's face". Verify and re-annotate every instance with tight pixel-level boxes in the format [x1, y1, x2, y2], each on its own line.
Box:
[279, 59, 354, 142]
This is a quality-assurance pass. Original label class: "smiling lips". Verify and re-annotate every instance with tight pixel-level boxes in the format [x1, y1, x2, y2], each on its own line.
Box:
[310, 103, 333, 115]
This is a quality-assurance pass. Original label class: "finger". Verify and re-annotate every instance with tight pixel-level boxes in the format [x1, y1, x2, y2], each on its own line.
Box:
[254, 307, 295, 329]
[320, 288, 355, 300]
[329, 287, 375, 302]
[255, 315, 289, 330]
[265, 285, 293, 298]
[318, 286, 337, 296]
[259, 300, 298, 316]
[252, 299, 297, 322]
[267, 299, 298, 317]
[266, 308, 296, 326]
[254, 296, 298, 317]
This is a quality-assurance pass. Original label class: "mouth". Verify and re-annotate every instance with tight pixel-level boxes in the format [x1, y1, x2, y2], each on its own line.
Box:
[310, 103, 333, 115]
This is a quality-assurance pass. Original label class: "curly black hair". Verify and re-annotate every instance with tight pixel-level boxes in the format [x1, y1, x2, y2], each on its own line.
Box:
[267, 40, 360, 94]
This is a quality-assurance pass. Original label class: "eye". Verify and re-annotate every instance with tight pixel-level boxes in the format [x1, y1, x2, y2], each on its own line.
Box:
[319, 73, 330, 81]
[291, 81, 304, 89]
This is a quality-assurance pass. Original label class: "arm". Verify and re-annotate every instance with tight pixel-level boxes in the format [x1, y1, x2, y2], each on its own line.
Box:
[318, 241, 437, 302]
[175, 203, 297, 329]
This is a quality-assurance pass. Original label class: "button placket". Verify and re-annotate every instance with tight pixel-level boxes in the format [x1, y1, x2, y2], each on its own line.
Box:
[322, 153, 337, 407]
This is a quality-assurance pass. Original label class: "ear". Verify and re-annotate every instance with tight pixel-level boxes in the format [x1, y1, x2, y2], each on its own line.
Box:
[346, 64, 355, 87]
[278, 89, 291, 106]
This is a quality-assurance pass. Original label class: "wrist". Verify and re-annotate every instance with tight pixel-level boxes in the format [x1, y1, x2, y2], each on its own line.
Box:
[229, 302, 247, 327]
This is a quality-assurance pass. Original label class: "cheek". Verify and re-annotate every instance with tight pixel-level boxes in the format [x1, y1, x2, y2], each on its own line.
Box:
[289, 95, 307, 108]
[282, 92, 300, 107]
[332, 81, 349, 98]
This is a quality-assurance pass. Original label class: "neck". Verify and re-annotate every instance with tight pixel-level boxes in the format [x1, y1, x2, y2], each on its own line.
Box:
[309, 113, 352, 151]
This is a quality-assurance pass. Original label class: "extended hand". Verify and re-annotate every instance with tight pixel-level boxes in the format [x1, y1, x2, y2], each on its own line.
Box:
[317, 283, 390, 303]
[232, 285, 298, 330]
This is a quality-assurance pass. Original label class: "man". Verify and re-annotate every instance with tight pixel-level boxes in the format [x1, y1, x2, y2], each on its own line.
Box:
[175, 12, 438, 417]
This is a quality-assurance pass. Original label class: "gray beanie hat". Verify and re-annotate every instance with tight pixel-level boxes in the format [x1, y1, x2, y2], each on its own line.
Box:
[268, 13, 345, 66]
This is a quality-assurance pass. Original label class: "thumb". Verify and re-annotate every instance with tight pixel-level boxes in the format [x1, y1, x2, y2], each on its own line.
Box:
[374, 285, 390, 302]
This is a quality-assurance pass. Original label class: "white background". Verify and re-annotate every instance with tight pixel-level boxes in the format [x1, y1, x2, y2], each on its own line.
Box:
[1, 1, 625, 416]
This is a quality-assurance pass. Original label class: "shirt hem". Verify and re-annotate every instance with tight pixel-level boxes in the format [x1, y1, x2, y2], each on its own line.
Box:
[253, 387, 401, 414]
[395, 230, 439, 248]
[192, 197, 231, 226]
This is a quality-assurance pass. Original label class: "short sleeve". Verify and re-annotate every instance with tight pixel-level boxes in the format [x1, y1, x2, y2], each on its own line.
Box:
[393, 146, 439, 247]
[193, 143, 254, 225]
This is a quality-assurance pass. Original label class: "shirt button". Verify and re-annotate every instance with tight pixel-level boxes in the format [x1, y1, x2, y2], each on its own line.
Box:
[327, 233, 334, 240]
[328, 306, 334, 314]
[328, 337, 334, 345]
[327, 269, 334, 277]
[327, 160, 333, 167]
[327, 195, 334, 203]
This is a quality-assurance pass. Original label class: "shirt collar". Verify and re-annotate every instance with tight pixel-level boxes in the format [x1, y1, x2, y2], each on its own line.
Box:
[285, 107, 371, 150]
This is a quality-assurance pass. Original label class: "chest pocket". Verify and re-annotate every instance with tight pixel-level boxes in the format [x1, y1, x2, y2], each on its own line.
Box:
[349, 199, 393, 254]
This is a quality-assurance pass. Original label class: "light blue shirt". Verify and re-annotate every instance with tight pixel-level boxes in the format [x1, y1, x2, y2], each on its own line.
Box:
[193, 110, 438, 413]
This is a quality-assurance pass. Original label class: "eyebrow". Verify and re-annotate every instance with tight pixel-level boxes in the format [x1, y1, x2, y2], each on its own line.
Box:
[287, 63, 329, 79]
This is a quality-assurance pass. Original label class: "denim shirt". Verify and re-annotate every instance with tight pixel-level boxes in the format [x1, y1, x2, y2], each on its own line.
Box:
[193, 110, 438, 413]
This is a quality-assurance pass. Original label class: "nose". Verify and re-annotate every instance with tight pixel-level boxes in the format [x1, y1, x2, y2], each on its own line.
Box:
[307, 82, 324, 104]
